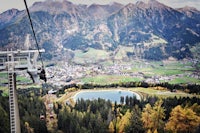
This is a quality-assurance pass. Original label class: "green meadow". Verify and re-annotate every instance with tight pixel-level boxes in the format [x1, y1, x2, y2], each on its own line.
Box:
[82, 75, 143, 85]
[81, 60, 200, 85]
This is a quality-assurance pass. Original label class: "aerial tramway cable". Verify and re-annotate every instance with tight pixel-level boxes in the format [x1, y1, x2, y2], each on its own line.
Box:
[24, 0, 47, 82]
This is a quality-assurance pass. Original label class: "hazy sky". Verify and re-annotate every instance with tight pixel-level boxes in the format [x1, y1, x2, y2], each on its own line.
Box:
[1, 0, 200, 13]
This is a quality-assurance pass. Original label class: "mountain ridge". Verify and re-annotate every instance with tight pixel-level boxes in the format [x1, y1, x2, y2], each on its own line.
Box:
[0, 0, 200, 61]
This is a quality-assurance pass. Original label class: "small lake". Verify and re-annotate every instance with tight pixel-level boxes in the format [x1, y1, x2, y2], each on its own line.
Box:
[73, 89, 141, 103]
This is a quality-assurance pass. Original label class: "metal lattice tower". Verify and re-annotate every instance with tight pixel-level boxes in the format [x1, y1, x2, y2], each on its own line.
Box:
[0, 49, 45, 133]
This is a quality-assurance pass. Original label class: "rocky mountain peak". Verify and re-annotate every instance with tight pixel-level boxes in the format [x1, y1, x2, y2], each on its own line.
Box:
[109, 2, 123, 6]
[2, 8, 19, 15]
[0, 8, 21, 29]
[30, 0, 76, 14]
[87, 4, 108, 19]
[179, 6, 199, 11]
[136, 0, 171, 10]
[0, 8, 20, 20]
[177, 6, 200, 19]
[178, 6, 200, 14]
[122, 3, 136, 12]
[87, 2, 123, 19]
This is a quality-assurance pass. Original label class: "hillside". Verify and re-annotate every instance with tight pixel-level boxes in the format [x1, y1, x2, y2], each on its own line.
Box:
[0, 0, 200, 61]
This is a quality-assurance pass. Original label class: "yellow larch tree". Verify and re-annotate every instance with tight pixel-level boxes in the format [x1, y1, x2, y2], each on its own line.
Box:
[142, 100, 165, 132]
[117, 110, 131, 133]
[141, 103, 153, 130]
[165, 105, 200, 132]
[108, 121, 115, 133]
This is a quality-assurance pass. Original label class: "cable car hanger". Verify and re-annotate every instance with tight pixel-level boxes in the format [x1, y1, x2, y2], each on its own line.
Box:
[24, 0, 47, 82]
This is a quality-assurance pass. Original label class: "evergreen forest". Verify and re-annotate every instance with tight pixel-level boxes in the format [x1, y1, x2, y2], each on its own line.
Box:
[0, 83, 200, 133]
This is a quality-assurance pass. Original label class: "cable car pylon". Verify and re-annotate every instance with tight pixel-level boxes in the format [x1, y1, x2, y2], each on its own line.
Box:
[0, 49, 46, 133]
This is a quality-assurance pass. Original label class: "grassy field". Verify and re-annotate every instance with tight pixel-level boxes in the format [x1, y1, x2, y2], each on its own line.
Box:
[16, 76, 31, 83]
[73, 48, 110, 64]
[0, 76, 31, 84]
[0, 72, 33, 96]
[81, 75, 143, 85]
[79, 59, 199, 85]
[130, 87, 193, 98]
[169, 77, 200, 84]
[129, 60, 199, 84]
[0, 86, 8, 96]
[130, 61, 193, 75]
[114, 46, 133, 60]
[0, 72, 7, 77]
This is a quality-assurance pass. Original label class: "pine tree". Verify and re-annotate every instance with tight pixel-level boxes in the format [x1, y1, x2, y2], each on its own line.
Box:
[125, 105, 145, 133]
[0, 106, 10, 133]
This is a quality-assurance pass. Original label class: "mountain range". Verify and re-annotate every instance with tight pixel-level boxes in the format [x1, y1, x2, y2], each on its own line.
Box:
[0, 0, 200, 61]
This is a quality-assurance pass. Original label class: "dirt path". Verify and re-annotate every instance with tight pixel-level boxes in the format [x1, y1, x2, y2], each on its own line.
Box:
[43, 94, 58, 132]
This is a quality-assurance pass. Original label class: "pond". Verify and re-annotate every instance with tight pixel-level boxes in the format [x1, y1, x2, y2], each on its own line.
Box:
[73, 89, 141, 104]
